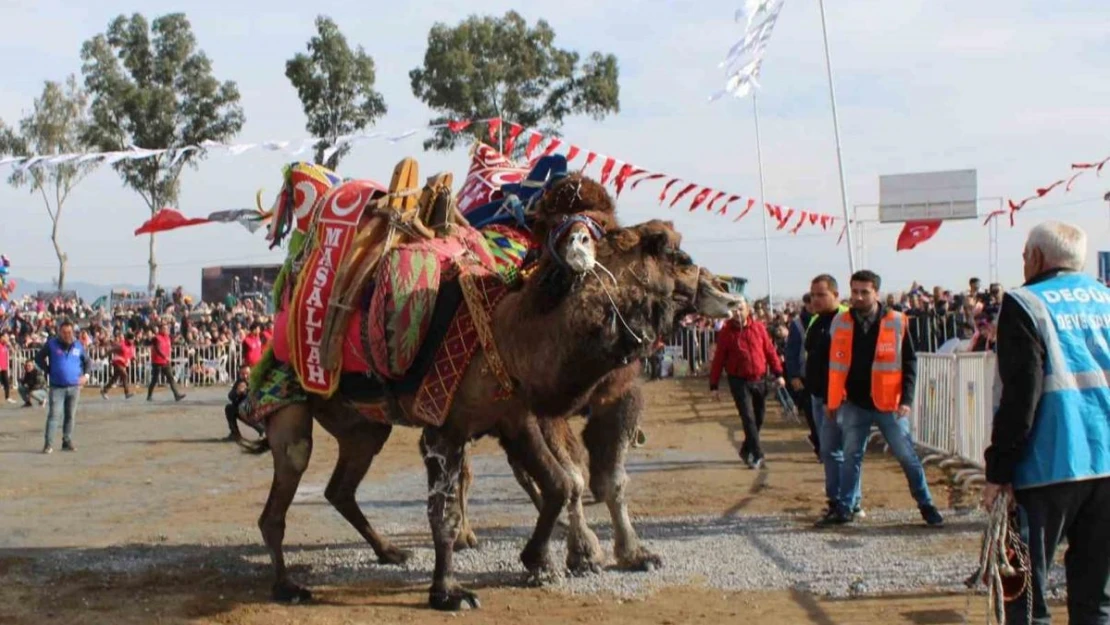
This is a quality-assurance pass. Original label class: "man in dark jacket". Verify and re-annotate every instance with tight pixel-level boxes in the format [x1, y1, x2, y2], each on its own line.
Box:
[17, 360, 46, 407]
[709, 297, 785, 469]
[35, 320, 91, 454]
[225, 365, 263, 441]
[983, 221, 1110, 625]
[786, 293, 818, 457]
[804, 274, 863, 523]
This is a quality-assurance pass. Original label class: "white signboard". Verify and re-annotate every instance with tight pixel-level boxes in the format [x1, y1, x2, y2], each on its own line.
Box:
[878, 169, 978, 223]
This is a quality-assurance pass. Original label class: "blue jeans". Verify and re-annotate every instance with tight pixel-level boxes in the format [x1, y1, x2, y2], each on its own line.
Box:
[813, 398, 862, 509]
[836, 401, 933, 513]
[45, 386, 80, 448]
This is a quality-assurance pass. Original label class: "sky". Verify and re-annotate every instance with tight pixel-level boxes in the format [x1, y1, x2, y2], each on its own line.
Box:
[1, 0, 1108, 300]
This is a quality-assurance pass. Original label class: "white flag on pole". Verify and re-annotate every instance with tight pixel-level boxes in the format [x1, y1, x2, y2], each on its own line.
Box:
[712, 0, 785, 101]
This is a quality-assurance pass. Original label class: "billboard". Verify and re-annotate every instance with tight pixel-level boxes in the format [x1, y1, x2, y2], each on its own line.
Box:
[878, 169, 978, 223]
[201, 264, 280, 304]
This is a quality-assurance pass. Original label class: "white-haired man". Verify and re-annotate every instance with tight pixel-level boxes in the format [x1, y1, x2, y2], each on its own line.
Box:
[984, 220, 1110, 624]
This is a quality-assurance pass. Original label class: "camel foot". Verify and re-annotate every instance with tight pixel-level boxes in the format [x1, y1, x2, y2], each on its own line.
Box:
[429, 584, 480, 611]
[616, 546, 663, 572]
[521, 545, 563, 587]
[452, 527, 479, 552]
[272, 580, 313, 604]
[567, 536, 605, 576]
[377, 544, 412, 566]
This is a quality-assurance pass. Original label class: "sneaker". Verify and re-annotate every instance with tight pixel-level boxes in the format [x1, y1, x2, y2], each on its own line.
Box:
[750, 456, 765, 470]
[42, 445, 53, 454]
[739, 449, 753, 467]
[62, 442, 76, 452]
[100, 390, 108, 400]
[5, 398, 15, 404]
[853, 506, 867, 520]
[21, 402, 32, 408]
[920, 505, 944, 527]
[125, 393, 134, 400]
[174, 394, 186, 402]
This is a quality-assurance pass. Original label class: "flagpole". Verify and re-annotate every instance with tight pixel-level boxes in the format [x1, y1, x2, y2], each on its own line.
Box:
[753, 92, 774, 309]
[817, 0, 857, 273]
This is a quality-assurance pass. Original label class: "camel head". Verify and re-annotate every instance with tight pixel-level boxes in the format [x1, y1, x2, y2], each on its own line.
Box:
[674, 264, 744, 320]
[531, 173, 619, 274]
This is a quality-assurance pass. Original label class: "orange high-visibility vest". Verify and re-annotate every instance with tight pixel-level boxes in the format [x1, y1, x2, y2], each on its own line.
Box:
[826, 309, 906, 411]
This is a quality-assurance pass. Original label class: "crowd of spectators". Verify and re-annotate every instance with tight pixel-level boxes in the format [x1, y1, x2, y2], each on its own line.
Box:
[0, 285, 275, 386]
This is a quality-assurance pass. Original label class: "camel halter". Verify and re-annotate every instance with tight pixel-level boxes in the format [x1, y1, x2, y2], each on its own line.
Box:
[546, 214, 606, 271]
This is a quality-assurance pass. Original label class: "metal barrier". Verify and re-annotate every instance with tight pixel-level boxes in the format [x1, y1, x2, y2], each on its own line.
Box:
[10, 345, 244, 389]
[910, 352, 996, 484]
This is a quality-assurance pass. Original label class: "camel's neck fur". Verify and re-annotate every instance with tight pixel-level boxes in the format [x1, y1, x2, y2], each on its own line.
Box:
[492, 260, 657, 418]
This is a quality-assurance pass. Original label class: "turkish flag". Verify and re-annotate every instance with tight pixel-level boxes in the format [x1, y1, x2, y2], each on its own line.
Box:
[134, 208, 211, 236]
[896, 219, 942, 251]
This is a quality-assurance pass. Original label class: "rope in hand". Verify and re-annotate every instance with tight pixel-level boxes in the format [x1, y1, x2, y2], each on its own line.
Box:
[964, 490, 1032, 625]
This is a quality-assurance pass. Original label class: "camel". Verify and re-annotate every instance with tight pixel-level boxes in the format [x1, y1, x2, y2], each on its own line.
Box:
[454, 264, 739, 573]
[247, 216, 711, 611]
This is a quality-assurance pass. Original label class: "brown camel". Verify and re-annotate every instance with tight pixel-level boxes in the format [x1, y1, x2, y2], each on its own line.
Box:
[456, 265, 741, 573]
[248, 219, 703, 610]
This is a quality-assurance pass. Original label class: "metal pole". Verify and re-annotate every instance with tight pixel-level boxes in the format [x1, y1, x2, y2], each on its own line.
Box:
[753, 92, 774, 308]
[817, 0, 857, 273]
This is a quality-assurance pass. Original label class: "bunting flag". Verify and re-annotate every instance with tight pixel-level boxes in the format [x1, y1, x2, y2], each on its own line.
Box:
[710, 0, 786, 101]
[503, 123, 524, 154]
[134, 207, 267, 236]
[996, 152, 1110, 226]
[456, 143, 530, 215]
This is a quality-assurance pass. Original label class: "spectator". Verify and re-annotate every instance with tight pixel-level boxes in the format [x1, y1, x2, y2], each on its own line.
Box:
[35, 320, 91, 454]
[147, 324, 185, 402]
[785, 293, 818, 457]
[17, 360, 45, 407]
[709, 297, 785, 469]
[242, 322, 264, 367]
[0, 333, 11, 403]
[101, 332, 136, 399]
[225, 365, 263, 441]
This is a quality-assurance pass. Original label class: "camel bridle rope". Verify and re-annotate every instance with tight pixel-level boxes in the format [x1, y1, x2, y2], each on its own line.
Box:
[963, 490, 1032, 625]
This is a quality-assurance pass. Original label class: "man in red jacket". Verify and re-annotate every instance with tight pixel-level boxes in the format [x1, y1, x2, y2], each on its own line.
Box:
[146, 324, 185, 402]
[710, 297, 785, 469]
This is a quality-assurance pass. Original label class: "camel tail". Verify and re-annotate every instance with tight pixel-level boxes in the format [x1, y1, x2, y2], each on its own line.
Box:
[237, 436, 271, 455]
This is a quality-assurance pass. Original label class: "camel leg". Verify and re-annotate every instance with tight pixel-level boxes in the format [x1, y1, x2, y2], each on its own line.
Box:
[421, 427, 480, 611]
[453, 445, 480, 551]
[323, 421, 411, 565]
[583, 383, 662, 571]
[502, 436, 569, 528]
[258, 403, 315, 603]
[539, 417, 604, 575]
[501, 417, 573, 586]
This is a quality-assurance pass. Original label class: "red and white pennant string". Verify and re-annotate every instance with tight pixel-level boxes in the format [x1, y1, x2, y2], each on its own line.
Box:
[987, 154, 1110, 226]
[457, 118, 838, 235]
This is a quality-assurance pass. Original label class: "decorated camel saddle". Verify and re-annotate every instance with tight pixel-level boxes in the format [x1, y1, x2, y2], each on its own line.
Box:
[246, 152, 616, 428]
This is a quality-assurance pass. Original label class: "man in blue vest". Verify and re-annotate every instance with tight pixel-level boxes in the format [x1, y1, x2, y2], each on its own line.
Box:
[34, 320, 91, 454]
[984, 220, 1110, 624]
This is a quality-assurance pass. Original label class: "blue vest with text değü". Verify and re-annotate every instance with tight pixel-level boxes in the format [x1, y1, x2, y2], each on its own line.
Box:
[1005, 272, 1110, 489]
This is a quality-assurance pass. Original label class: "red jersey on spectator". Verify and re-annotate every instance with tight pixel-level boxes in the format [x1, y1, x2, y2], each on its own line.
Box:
[261, 328, 273, 346]
[112, 340, 134, 367]
[151, 334, 172, 366]
[708, 318, 783, 389]
[0, 342, 8, 372]
[242, 335, 263, 367]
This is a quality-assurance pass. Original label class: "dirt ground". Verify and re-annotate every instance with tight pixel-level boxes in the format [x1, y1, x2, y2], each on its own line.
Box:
[0, 377, 1000, 624]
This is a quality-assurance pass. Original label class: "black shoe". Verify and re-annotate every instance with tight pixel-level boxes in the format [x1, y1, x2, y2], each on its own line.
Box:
[125, 393, 134, 400]
[739, 449, 752, 467]
[21, 402, 32, 408]
[62, 442, 76, 452]
[174, 394, 186, 402]
[920, 504, 944, 527]
[750, 455, 764, 470]
[815, 509, 853, 527]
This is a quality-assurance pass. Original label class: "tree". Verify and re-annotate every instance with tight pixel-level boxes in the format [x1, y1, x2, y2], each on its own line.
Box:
[80, 13, 245, 291]
[286, 15, 388, 171]
[0, 76, 97, 291]
[410, 11, 621, 154]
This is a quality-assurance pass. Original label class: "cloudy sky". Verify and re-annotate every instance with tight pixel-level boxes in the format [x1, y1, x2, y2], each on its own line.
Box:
[1, 0, 1108, 298]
